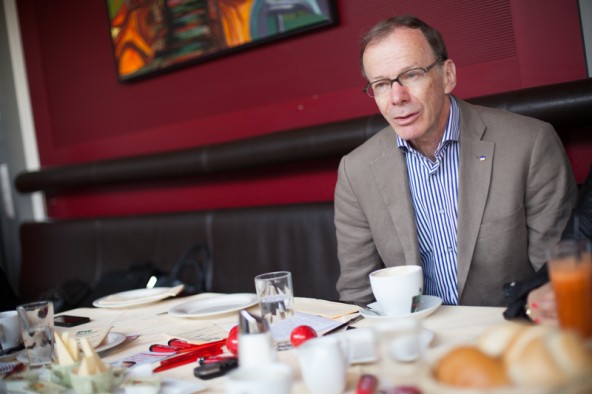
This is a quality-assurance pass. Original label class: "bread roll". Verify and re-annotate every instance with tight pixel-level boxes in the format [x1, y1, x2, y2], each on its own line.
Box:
[506, 329, 592, 387]
[474, 323, 592, 388]
[547, 330, 592, 377]
[478, 322, 528, 358]
[506, 335, 566, 386]
[434, 346, 510, 388]
[502, 324, 552, 367]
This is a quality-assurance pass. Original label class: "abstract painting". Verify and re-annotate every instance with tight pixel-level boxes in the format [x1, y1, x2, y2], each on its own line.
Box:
[106, 0, 337, 82]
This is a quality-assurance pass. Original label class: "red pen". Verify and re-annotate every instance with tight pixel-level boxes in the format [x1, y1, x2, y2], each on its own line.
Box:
[150, 338, 225, 353]
[168, 338, 201, 349]
[152, 340, 225, 373]
[153, 347, 223, 373]
[149, 344, 183, 353]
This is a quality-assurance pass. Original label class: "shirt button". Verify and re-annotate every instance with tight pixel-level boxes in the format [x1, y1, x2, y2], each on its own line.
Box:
[439, 209, 445, 214]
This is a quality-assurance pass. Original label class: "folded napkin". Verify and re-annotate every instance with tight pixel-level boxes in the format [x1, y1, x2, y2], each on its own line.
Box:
[294, 297, 361, 319]
[0, 361, 19, 375]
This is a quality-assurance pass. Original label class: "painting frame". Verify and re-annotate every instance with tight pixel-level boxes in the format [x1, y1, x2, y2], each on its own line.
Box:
[106, 0, 338, 83]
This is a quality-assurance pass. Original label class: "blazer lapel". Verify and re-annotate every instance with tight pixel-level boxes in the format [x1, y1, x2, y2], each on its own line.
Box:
[456, 101, 494, 297]
[370, 132, 421, 267]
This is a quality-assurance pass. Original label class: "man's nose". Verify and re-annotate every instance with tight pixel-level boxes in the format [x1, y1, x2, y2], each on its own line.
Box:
[389, 81, 409, 105]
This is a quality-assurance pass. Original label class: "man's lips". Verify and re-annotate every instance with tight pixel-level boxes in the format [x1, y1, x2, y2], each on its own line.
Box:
[393, 111, 419, 126]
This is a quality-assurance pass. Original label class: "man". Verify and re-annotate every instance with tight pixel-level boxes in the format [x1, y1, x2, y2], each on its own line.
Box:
[334, 15, 577, 307]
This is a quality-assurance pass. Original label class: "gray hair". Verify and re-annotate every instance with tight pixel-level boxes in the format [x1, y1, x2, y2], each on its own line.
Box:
[360, 15, 448, 78]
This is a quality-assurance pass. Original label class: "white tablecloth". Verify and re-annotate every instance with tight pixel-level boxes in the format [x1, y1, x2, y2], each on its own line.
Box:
[51, 293, 511, 393]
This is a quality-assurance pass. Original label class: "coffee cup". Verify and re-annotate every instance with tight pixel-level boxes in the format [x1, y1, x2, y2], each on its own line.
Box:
[0, 310, 22, 350]
[369, 265, 423, 316]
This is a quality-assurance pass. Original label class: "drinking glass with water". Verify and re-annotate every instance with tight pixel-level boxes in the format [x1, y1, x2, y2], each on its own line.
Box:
[254, 271, 294, 349]
[17, 300, 55, 367]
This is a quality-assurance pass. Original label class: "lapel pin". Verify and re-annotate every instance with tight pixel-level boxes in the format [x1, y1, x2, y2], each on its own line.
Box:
[479, 155, 486, 161]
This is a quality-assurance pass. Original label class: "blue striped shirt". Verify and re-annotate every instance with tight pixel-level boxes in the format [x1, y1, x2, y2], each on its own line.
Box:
[397, 97, 460, 305]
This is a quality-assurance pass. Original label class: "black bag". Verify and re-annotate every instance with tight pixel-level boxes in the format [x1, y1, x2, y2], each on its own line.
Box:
[39, 242, 211, 312]
[155, 242, 212, 295]
[39, 261, 163, 312]
[0, 265, 20, 312]
[82, 261, 166, 307]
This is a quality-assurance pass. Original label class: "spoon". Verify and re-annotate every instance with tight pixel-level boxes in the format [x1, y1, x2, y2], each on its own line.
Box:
[362, 306, 380, 316]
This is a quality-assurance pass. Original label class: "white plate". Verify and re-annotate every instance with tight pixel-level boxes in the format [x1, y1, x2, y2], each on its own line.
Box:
[168, 293, 258, 318]
[0, 347, 22, 362]
[361, 295, 443, 320]
[93, 287, 178, 308]
[96, 331, 127, 353]
[16, 332, 127, 363]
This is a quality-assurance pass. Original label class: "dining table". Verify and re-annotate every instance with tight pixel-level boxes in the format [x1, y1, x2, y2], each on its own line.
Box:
[29, 291, 515, 394]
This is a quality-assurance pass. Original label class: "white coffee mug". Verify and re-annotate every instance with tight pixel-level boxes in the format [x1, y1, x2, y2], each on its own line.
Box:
[0, 310, 22, 350]
[297, 335, 347, 394]
[225, 363, 293, 394]
[369, 265, 423, 316]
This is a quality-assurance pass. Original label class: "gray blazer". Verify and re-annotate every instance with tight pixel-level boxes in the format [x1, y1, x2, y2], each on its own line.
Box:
[334, 98, 577, 306]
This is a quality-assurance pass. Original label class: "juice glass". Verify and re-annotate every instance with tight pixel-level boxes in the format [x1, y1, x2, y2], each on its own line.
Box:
[548, 239, 592, 338]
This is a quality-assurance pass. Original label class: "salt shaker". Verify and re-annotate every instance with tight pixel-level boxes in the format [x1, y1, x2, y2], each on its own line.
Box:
[237, 309, 277, 368]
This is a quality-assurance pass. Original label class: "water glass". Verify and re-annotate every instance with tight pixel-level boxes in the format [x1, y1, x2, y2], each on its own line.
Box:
[17, 300, 55, 367]
[373, 319, 423, 389]
[548, 239, 592, 338]
[254, 271, 294, 348]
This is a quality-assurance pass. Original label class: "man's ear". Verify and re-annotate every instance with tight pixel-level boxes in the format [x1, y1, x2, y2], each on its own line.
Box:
[443, 59, 457, 94]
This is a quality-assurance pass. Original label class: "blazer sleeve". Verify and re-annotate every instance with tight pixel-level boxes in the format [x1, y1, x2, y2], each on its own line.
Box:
[334, 155, 383, 305]
[524, 122, 577, 270]
[561, 164, 592, 240]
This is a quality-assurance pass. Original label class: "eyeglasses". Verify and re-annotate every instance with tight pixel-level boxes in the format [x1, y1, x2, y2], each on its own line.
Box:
[363, 58, 443, 98]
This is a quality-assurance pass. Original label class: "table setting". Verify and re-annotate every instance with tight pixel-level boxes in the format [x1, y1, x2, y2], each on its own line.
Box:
[1, 264, 591, 394]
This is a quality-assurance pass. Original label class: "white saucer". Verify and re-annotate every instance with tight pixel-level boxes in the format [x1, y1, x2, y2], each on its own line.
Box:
[361, 295, 443, 320]
[168, 293, 259, 318]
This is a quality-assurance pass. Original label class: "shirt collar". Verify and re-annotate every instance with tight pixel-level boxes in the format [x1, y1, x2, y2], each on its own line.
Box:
[396, 96, 460, 153]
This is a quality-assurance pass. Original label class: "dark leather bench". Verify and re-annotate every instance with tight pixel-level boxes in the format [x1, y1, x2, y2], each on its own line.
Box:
[19, 202, 340, 304]
[17, 78, 592, 305]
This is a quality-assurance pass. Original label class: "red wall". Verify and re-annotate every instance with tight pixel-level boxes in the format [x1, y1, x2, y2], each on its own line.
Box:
[17, 0, 590, 219]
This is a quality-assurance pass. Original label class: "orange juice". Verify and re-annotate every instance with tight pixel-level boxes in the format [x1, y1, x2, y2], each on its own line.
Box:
[549, 251, 592, 338]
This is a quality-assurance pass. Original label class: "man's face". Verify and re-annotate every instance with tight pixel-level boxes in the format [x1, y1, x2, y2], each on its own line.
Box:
[362, 28, 456, 154]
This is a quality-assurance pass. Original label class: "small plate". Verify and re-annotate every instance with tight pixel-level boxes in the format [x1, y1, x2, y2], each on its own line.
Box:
[96, 332, 127, 353]
[16, 332, 127, 363]
[93, 287, 179, 308]
[0, 347, 23, 362]
[361, 295, 443, 320]
[168, 293, 258, 318]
